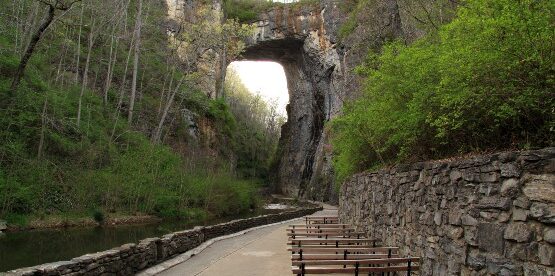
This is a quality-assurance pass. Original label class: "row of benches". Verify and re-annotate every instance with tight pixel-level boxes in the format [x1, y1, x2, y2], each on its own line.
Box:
[288, 216, 420, 275]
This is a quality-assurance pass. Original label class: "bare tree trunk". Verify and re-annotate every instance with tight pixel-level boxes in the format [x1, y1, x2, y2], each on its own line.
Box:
[218, 46, 227, 99]
[10, 4, 55, 93]
[37, 97, 48, 159]
[152, 76, 185, 144]
[21, 1, 40, 57]
[103, 34, 116, 104]
[103, 1, 128, 104]
[54, 43, 67, 85]
[116, 31, 136, 113]
[77, 20, 95, 127]
[110, 31, 136, 142]
[128, 0, 143, 124]
[157, 67, 171, 118]
[12, 0, 23, 54]
[74, 2, 84, 84]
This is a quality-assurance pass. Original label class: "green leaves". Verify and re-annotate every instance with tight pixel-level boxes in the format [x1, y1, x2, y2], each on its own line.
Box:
[331, 0, 555, 181]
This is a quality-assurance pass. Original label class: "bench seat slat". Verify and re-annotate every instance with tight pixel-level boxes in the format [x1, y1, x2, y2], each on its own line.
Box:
[292, 257, 420, 266]
[290, 224, 349, 227]
[288, 233, 365, 237]
[291, 265, 420, 274]
[287, 229, 356, 232]
[290, 238, 376, 242]
[288, 247, 398, 253]
[288, 242, 376, 245]
[289, 245, 380, 249]
[291, 253, 396, 260]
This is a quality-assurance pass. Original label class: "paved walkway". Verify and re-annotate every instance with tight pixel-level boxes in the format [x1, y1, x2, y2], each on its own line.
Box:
[147, 205, 337, 276]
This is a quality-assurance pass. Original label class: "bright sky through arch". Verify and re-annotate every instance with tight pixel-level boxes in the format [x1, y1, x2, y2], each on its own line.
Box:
[229, 61, 289, 116]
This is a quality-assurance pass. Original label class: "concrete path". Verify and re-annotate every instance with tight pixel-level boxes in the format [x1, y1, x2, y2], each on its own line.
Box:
[148, 205, 337, 276]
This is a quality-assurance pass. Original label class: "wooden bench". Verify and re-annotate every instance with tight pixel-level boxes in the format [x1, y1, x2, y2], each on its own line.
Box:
[288, 238, 378, 247]
[286, 218, 419, 275]
[291, 257, 420, 275]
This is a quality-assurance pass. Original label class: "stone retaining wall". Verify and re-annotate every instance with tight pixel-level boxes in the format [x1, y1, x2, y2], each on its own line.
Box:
[339, 148, 554, 275]
[6, 207, 321, 275]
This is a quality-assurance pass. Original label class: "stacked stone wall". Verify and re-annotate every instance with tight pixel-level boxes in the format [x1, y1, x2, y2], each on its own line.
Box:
[6, 207, 321, 276]
[340, 148, 554, 275]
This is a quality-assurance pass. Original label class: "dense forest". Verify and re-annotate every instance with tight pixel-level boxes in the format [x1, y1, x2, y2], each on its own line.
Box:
[0, 0, 281, 226]
[1, 0, 553, 227]
[331, 0, 554, 181]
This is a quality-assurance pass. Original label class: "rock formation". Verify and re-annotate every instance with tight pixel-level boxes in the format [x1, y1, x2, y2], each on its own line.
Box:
[166, 0, 444, 202]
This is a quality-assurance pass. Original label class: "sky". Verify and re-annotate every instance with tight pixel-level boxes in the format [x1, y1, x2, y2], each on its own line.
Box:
[229, 61, 289, 116]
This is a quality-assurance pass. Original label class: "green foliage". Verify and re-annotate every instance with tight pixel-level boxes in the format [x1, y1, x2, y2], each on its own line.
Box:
[4, 213, 28, 227]
[223, 0, 280, 23]
[223, 0, 320, 23]
[224, 68, 286, 179]
[331, 0, 555, 182]
[0, 0, 261, 222]
[338, 0, 367, 39]
[91, 209, 105, 224]
[208, 99, 237, 136]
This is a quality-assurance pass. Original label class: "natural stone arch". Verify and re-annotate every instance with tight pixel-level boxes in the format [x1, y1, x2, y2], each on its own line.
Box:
[225, 4, 344, 201]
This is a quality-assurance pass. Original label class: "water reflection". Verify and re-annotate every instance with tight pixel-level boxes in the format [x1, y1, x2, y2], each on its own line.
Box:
[0, 209, 283, 272]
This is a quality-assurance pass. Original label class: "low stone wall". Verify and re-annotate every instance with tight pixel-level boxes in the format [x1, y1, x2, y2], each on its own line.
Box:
[340, 148, 554, 275]
[6, 207, 321, 276]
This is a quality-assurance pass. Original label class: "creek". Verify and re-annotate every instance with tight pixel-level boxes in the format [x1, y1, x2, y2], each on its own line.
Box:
[0, 207, 288, 272]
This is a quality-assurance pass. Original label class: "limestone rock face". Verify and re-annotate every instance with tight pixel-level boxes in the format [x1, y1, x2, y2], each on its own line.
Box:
[240, 0, 415, 202]
[236, 2, 348, 202]
[165, 0, 455, 203]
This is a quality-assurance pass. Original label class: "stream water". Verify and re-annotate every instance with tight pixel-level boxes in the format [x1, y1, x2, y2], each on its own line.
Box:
[0, 208, 288, 272]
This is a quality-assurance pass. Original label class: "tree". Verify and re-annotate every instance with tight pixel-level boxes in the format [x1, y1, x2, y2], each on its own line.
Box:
[150, 8, 253, 143]
[10, 0, 81, 93]
[331, 0, 554, 181]
[127, 0, 143, 124]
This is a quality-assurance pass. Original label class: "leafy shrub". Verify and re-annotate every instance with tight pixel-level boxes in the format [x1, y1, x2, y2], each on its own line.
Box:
[223, 0, 277, 23]
[331, 0, 555, 181]
[92, 209, 105, 224]
[4, 213, 28, 227]
[338, 0, 367, 39]
[223, 0, 320, 23]
[208, 98, 237, 136]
